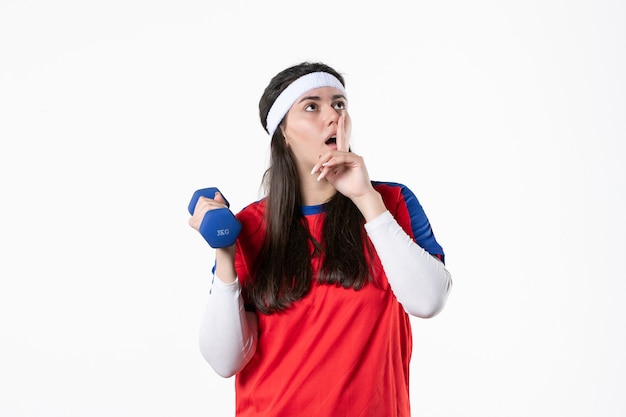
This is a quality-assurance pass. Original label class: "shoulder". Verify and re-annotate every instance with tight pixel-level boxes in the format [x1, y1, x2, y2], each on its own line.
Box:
[234, 198, 267, 255]
[372, 181, 445, 258]
[235, 198, 266, 223]
[235, 198, 265, 235]
[372, 180, 411, 195]
[372, 181, 423, 212]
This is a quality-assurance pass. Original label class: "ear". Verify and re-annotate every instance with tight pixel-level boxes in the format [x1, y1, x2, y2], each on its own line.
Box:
[280, 125, 289, 146]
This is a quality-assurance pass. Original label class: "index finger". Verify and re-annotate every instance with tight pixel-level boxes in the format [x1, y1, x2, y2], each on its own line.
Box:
[336, 112, 350, 153]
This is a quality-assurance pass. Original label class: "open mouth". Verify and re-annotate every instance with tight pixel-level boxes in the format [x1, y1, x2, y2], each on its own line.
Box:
[325, 136, 337, 145]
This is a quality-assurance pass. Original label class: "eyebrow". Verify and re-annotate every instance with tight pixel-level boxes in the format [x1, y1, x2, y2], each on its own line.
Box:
[297, 94, 347, 103]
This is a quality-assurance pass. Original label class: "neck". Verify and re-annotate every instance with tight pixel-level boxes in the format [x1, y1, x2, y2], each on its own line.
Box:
[299, 172, 336, 206]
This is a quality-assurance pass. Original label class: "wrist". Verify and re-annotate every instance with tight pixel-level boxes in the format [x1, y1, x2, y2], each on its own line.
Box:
[215, 246, 237, 283]
[352, 189, 386, 222]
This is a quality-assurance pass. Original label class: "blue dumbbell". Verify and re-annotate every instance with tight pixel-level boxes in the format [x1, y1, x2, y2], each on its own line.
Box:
[188, 187, 241, 248]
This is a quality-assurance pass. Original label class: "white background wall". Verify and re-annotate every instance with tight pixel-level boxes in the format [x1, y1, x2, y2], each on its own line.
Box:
[1, 1, 625, 416]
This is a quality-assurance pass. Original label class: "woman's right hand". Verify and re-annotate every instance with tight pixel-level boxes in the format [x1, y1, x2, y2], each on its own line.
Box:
[188, 191, 230, 232]
[189, 191, 238, 282]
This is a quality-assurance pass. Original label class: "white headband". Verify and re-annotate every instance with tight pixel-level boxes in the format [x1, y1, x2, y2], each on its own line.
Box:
[265, 71, 347, 138]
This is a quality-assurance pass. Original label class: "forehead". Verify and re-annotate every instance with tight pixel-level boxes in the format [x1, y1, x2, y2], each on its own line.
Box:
[295, 86, 346, 101]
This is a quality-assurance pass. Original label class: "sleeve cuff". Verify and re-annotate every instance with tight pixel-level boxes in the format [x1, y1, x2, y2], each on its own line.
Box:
[364, 210, 394, 233]
[211, 275, 241, 293]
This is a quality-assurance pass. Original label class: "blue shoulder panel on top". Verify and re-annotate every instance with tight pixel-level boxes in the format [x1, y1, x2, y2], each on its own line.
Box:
[373, 181, 445, 262]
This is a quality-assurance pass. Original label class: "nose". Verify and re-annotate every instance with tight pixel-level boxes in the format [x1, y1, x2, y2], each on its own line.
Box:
[323, 104, 341, 125]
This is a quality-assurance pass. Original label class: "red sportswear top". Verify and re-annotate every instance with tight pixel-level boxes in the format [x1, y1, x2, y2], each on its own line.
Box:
[233, 182, 444, 417]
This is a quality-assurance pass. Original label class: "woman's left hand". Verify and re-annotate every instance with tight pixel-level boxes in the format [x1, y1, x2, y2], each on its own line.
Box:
[311, 112, 374, 200]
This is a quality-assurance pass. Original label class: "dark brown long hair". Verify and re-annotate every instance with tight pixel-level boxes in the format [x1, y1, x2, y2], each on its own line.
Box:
[247, 62, 373, 314]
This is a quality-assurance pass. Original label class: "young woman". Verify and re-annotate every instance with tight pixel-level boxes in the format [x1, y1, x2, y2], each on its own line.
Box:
[189, 62, 452, 417]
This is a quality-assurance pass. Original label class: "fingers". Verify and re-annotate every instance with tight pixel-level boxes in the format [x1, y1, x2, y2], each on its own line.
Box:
[314, 163, 333, 182]
[312, 153, 352, 182]
[337, 111, 352, 153]
[189, 194, 229, 230]
[336, 113, 348, 153]
[311, 111, 352, 176]
[213, 191, 227, 206]
[198, 194, 228, 211]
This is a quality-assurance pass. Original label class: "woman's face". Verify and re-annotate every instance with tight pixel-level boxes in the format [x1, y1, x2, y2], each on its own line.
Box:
[281, 86, 351, 173]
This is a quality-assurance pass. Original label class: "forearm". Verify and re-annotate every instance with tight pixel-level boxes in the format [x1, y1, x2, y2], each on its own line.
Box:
[350, 188, 387, 222]
[365, 210, 453, 318]
[198, 276, 258, 377]
[214, 246, 237, 283]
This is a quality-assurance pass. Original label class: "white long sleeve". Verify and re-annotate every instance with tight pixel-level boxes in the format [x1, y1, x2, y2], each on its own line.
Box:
[364, 210, 452, 318]
[198, 275, 258, 377]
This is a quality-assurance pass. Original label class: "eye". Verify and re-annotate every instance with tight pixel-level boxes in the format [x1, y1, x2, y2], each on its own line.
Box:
[304, 103, 318, 111]
[333, 100, 347, 111]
